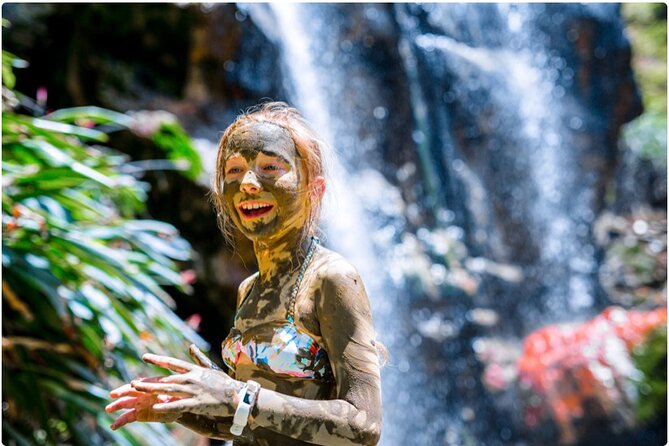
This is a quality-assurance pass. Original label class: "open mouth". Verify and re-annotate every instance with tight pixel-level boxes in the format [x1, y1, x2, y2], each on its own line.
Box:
[238, 201, 275, 219]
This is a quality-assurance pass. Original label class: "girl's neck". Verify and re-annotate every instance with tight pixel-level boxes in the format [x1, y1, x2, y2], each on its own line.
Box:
[253, 229, 311, 285]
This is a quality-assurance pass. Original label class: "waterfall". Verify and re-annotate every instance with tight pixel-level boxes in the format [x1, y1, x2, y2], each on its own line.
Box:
[495, 4, 599, 316]
[242, 3, 447, 444]
[392, 3, 616, 329]
[410, 8, 599, 317]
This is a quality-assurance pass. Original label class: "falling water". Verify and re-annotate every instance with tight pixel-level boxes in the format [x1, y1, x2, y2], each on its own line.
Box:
[410, 11, 599, 318]
[268, 4, 379, 276]
[243, 3, 443, 444]
[496, 4, 599, 316]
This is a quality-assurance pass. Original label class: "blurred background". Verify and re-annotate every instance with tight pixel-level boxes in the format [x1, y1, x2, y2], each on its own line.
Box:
[2, 3, 666, 446]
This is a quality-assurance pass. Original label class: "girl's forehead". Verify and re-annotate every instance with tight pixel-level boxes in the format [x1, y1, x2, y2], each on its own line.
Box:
[224, 121, 297, 162]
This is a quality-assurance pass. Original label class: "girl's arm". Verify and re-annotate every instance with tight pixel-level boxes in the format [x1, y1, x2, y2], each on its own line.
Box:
[176, 414, 237, 441]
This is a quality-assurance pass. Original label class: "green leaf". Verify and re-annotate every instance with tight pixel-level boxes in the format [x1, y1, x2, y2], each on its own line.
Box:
[633, 325, 667, 425]
[151, 121, 203, 180]
[2, 50, 27, 89]
[46, 106, 133, 127]
[132, 231, 192, 261]
[31, 117, 109, 142]
[4, 248, 69, 320]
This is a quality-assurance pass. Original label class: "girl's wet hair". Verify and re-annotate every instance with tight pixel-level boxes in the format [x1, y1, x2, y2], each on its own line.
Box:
[210, 101, 326, 247]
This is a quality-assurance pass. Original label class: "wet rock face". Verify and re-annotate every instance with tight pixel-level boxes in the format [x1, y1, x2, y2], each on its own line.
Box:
[405, 5, 641, 264]
[2, 4, 195, 108]
[399, 4, 642, 319]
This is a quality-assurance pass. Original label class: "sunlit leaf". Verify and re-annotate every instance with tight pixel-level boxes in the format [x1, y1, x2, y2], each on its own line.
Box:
[46, 106, 133, 128]
[31, 117, 108, 142]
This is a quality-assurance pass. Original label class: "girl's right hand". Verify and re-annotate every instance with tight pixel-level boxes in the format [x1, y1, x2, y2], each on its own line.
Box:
[106, 379, 185, 429]
[106, 345, 219, 430]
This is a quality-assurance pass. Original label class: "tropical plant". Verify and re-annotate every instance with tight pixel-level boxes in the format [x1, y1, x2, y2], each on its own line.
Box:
[2, 48, 207, 446]
[622, 3, 667, 168]
[633, 325, 667, 426]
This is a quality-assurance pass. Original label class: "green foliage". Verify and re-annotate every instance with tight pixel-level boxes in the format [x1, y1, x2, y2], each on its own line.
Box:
[632, 325, 667, 425]
[623, 3, 667, 114]
[2, 50, 206, 445]
[621, 111, 667, 168]
[152, 120, 204, 181]
[609, 240, 662, 286]
[2, 50, 26, 90]
[621, 4, 667, 168]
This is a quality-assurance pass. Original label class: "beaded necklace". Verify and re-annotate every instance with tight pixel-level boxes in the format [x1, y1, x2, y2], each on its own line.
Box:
[287, 236, 320, 323]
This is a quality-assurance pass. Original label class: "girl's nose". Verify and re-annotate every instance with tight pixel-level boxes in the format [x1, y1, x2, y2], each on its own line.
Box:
[240, 170, 261, 194]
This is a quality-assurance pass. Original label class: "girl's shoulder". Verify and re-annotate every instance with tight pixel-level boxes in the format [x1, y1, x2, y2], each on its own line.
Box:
[237, 271, 259, 306]
[311, 247, 368, 311]
[313, 246, 361, 283]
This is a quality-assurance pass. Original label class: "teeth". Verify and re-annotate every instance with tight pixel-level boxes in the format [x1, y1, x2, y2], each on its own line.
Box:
[241, 202, 271, 210]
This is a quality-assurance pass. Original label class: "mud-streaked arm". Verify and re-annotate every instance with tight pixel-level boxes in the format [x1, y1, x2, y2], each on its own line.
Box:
[250, 263, 382, 445]
[176, 414, 240, 441]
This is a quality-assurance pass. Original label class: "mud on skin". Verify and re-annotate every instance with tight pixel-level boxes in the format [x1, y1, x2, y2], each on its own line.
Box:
[107, 119, 382, 445]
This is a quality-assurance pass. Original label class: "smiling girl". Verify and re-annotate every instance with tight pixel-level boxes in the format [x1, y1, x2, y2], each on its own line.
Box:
[107, 102, 383, 446]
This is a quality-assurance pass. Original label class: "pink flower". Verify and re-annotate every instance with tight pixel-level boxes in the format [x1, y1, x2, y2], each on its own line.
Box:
[185, 314, 202, 332]
[181, 269, 197, 285]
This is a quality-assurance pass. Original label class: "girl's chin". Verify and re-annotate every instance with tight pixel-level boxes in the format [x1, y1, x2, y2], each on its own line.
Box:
[235, 217, 279, 239]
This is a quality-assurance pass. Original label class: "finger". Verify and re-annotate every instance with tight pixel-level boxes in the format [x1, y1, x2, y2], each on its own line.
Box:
[106, 396, 138, 413]
[143, 353, 195, 373]
[110, 379, 167, 397]
[189, 344, 214, 369]
[131, 381, 193, 397]
[111, 410, 137, 430]
[153, 398, 200, 413]
[189, 345, 223, 371]
[136, 375, 190, 384]
[110, 384, 144, 398]
[158, 394, 186, 403]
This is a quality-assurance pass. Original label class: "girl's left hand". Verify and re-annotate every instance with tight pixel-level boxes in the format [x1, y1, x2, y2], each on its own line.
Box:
[130, 353, 244, 418]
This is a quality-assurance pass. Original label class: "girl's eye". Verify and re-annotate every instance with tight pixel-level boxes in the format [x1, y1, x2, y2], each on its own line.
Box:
[263, 164, 279, 172]
[227, 167, 242, 175]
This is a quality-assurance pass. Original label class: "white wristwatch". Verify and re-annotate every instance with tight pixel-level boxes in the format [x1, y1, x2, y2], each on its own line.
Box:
[230, 380, 261, 436]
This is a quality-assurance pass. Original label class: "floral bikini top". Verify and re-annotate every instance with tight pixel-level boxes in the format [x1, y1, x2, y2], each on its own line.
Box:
[221, 239, 333, 381]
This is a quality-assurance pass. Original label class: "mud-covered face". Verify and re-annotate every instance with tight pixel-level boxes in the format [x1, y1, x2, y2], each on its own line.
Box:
[222, 122, 308, 241]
